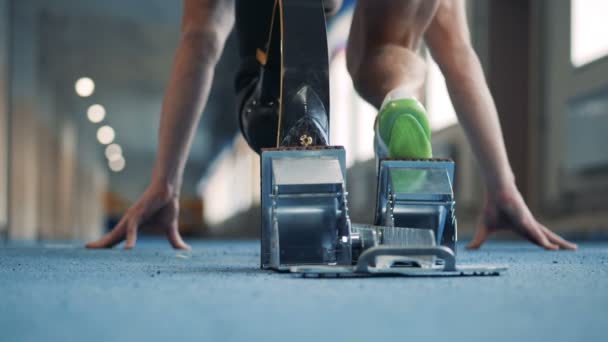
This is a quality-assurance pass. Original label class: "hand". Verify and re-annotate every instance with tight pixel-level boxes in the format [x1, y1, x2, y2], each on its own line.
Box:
[86, 182, 191, 250]
[467, 185, 577, 250]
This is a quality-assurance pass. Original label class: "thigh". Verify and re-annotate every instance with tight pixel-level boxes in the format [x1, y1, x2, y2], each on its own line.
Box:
[347, 0, 439, 65]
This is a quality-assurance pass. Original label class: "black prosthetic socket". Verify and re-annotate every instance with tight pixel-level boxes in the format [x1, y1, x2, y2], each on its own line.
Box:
[235, 0, 279, 153]
[235, 0, 331, 154]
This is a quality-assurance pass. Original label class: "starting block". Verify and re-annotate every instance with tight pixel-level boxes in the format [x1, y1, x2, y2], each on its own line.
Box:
[260, 149, 508, 277]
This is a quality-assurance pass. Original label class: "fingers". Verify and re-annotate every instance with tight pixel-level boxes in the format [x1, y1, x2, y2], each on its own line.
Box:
[467, 214, 560, 251]
[520, 220, 559, 251]
[466, 224, 488, 250]
[497, 195, 560, 250]
[85, 218, 129, 249]
[85, 198, 184, 250]
[468, 189, 577, 251]
[86, 211, 142, 249]
[540, 224, 577, 250]
[469, 218, 575, 251]
[124, 220, 139, 249]
[167, 222, 191, 251]
[468, 223, 560, 251]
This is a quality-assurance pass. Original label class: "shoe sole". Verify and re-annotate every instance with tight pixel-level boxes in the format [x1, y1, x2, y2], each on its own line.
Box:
[378, 99, 432, 159]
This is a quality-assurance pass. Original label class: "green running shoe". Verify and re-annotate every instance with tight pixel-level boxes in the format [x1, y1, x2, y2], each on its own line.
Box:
[374, 97, 433, 160]
[374, 96, 433, 192]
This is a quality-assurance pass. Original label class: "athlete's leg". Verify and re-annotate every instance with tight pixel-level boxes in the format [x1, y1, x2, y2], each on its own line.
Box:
[346, 0, 439, 108]
[346, 0, 439, 159]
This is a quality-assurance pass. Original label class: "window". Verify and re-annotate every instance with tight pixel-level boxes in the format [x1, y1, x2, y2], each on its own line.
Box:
[202, 138, 259, 227]
[571, 0, 608, 67]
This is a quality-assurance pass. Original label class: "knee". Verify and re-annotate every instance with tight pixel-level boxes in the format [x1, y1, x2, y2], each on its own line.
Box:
[347, 44, 426, 105]
[324, 0, 343, 16]
[346, 49, 378, 104]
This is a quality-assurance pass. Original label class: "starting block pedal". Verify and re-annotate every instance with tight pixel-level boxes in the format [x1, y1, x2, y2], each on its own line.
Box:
[260, 146, 352, 270]
[374, 158, 457, 253]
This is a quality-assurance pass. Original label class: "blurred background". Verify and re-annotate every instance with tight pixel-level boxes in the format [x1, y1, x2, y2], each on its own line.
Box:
[0, 0, 607, 243]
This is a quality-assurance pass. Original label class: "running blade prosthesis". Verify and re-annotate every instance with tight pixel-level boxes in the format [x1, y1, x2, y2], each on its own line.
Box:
[258, 0, 506, 277]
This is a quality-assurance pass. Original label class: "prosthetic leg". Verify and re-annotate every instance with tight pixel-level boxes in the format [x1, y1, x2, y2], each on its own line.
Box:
[253, 0, 348, 269]
[250, 0, 506, 276]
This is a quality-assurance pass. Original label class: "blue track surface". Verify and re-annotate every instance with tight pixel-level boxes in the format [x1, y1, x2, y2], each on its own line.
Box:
[1, 240, 607, 342]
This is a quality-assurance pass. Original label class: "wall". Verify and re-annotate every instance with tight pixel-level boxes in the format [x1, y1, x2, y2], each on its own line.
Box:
[6, 0, 108, 240]
[0, 0, 8, 238]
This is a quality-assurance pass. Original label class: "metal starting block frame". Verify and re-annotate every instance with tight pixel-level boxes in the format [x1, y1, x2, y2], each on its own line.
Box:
[375, 159, 457, 252]
[260, 148, 507, 277]
[260, 147, 352, 270]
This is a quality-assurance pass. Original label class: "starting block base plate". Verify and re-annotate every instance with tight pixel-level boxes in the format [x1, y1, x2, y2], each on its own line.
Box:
[289, 264, 508, 277]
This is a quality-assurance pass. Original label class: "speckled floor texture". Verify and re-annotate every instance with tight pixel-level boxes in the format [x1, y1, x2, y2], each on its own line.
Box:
[1, 239, 606, 342]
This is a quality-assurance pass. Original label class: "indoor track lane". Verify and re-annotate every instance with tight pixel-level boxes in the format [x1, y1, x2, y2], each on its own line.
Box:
[1, 239, 606, 342]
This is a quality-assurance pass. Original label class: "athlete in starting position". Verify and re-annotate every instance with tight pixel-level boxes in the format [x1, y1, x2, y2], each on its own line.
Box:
[86, 0, 577, 251]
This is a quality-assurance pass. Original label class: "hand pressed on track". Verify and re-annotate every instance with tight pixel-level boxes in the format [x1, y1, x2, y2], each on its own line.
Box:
[86, 183, 190, 250]
[467, 185, 577, 251]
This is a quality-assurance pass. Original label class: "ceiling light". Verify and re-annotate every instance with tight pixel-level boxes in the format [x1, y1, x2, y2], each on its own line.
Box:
[87, 104, 106, 123]
[109, 157, 126, 172]
[104, 143, 123, 161]
[75, 77, 95, 97]
[96, 125, 115, 145]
